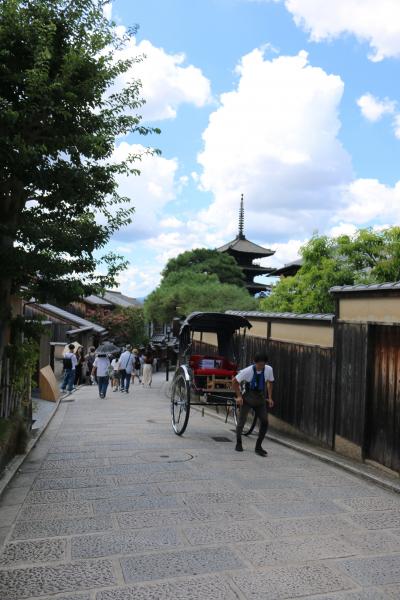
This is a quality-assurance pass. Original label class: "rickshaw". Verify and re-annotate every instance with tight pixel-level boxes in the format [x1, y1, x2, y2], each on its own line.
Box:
[170, 312, 258, 436]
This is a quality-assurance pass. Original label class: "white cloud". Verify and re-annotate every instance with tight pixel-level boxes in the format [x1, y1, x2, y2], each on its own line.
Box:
[197, 48, 352, 243]
[328, 223, 357, 238]
[159, 216, 184, 228]
[111, 141, 179, 240]
[277, 0, 400, 62]
[265, 238, 305, 268]
[116, 264, 162, 298]
[147, 222, 225, 266]
[338, 178, 400, 225]
[357, 93, 396, 122]
[111, 33, 211, 121]
[357, 93, 400, 140]
[103, 2, 112, 21]
[393, 114, 400, 139]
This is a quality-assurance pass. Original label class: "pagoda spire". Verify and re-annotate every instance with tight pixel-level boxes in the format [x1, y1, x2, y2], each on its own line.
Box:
[238, 193, 245, 239]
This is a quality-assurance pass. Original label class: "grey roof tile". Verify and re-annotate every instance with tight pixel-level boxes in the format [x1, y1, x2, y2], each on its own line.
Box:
[38, 304, 106, 333]
[330, 281, 400, 293]
[226, 310, 334, 322]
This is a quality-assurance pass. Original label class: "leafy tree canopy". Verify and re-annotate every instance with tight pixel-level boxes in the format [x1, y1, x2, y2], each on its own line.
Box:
[0, 0, 159, 328]
[92, 306, 147, 347]
[261, 227, 400, 314]
[162, 248, 245, 287]
[144, 271, 256, 323]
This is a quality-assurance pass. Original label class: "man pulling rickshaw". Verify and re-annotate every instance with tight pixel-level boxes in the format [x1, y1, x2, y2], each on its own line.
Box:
[232, 353, 274, 456]
[170, 313, 275, 455]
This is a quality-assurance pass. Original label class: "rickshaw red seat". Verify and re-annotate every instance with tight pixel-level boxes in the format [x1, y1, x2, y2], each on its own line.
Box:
[194, 368, 236, 376]
[189, 354, 237, 376]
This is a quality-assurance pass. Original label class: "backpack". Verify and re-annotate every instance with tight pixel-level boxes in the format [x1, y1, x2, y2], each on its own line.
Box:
[63, 356, 73, 370]
[134, 356, 141, 370]
[86, 353, 95, 370]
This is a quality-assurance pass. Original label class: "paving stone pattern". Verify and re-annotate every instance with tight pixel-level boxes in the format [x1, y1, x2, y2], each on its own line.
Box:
[0, 373, 399, 599]
[120, 546, 245, 582]
[233, 564, 355, 598]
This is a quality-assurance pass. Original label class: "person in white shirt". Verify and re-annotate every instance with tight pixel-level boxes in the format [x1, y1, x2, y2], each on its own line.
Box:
[61, 344, 78, 393]
[232, 353, 274, 457]
[111, 355, 120, 392]
[92, 353, 111, 398]
[119, 345, 134, 393]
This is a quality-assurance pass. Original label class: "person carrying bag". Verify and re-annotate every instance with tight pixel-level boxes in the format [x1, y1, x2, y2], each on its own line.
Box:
[118, 345, 134, 393]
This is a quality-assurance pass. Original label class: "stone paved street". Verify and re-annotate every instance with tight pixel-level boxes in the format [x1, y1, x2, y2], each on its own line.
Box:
[1, 373, 400, 599]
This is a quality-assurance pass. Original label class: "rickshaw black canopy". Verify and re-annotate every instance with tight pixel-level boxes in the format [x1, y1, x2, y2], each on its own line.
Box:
[179, 312, 252, 360]
[179, 312, 252, 336]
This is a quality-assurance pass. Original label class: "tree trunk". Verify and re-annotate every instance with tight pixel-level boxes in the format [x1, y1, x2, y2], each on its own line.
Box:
[0, 189, 26, 362]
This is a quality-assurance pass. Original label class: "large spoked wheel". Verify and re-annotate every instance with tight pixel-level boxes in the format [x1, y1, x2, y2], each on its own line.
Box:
[171, 370, 190, 435]
[225, 402, 257, 435]
[225, 399, 238, 428]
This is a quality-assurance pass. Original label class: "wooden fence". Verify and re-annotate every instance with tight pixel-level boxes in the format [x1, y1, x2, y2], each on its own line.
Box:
[366, 324, 400, 472]
[335, 321, 400, 472]
[0, 353, 31, 422]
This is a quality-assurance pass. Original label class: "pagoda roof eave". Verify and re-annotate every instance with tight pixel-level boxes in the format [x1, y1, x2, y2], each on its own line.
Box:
[217, 236, 275, 256]
[242, 265, 275, 274]
[246, 283, 272, 292]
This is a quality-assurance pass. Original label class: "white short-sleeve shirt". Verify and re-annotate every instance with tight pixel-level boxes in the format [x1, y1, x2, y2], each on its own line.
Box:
[93, 356, 110, 377]
[235, 365, 274, 383]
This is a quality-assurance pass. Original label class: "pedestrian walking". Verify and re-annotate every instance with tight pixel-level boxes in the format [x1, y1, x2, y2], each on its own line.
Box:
[119, 344, 134, 393]
[142, 348, 153, 387]
[85, 346, 96, 385]
[131, 349, 141, 385]
[74, 346, 85, 386]
[232, 353, 274, 457]
[111, 354, 120, 391]
[61, 343, 78, 393]
[139, 349, 145, 377]
[92, 352, 110, 399]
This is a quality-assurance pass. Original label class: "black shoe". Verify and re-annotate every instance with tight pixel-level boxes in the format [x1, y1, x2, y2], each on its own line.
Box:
[235, 439, 243, 452]
[255, 445, 268, 457]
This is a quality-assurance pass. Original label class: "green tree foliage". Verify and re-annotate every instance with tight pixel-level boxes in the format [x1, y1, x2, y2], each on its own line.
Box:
[0, 0, 159, 347]
[144, 271, 256, 323]
[93, 307, 147, 347]
[162, 248, 245, 287]
[261, 227, 400, 314]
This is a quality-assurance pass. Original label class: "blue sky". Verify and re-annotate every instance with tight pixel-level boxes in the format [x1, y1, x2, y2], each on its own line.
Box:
[104, 0, 400, 297]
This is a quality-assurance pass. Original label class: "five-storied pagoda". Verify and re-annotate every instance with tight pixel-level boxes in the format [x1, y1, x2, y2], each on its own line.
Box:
[217, 195, 275, 295]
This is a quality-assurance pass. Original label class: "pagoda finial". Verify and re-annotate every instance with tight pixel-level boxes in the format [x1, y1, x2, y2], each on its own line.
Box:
[238, 193, 245, 239]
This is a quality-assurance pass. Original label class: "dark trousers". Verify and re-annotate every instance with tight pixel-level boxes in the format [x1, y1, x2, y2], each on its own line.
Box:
[119, 370, 131, 391]
[74, 364, 83, 385]
[98, 376, 109, 397]
[236, 391, 269, 444]
[61, 369, 75, 392]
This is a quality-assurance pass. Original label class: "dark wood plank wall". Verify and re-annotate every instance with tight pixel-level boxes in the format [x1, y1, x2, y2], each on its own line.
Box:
[335, 322, 369, 446]
[237, 334, 335, 446]
[192, 340, 220, 357]
[366, 325, 400, 472]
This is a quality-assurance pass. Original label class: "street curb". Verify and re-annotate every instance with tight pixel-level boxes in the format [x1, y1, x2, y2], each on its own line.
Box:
[191, 405, 400, 496]
[266, 431, 400, 496]
[0, 391, 66, 499]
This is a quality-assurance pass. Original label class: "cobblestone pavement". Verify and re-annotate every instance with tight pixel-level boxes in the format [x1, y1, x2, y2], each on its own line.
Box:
[1, 373, 400, 600]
